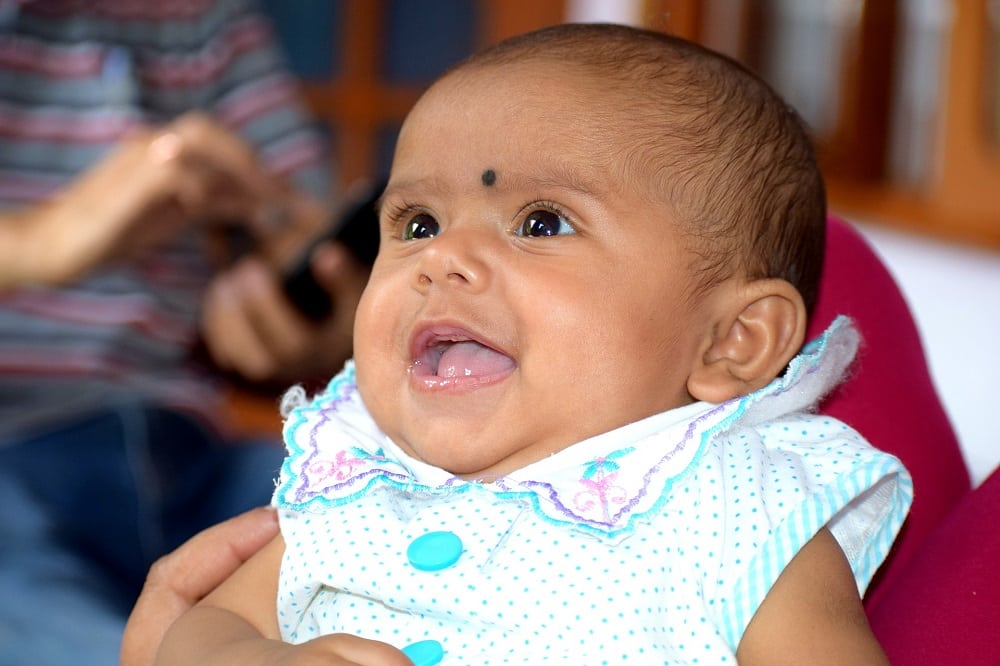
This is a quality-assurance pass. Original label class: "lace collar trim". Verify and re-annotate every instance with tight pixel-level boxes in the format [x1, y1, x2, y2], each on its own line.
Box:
[275, 317, 858, 537]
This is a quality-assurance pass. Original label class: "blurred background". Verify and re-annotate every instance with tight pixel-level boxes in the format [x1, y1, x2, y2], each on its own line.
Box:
[258, 0, 999, 485]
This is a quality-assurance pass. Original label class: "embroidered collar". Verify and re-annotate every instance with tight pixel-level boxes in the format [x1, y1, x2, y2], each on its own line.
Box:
[275, 317, 858, 537]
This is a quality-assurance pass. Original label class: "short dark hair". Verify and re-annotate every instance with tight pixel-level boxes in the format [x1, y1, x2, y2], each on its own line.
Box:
[458, 23, 826, 313]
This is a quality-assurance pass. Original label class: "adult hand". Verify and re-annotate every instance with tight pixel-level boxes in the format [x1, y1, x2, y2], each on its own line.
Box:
[200, 240, 370, 385]
[283, 633, 416, 665]
[159, 621, 415, 666]
[2, 112, 281, 289]
[119, 506, 279, 666]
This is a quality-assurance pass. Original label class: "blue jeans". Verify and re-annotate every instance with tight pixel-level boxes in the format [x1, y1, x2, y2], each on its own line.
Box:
[0, 405, 284, 665]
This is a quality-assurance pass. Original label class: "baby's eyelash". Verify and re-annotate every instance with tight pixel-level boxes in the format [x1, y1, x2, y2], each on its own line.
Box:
[516, 200, 570, 221]
[380, 199, 420, 224]
[380, 199, 428, 232]
[516, 200, 577, 228]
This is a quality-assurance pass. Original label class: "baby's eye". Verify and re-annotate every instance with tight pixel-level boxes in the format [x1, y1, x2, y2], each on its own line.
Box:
[517, 209, 576, 237]
[402, 213, 440, 240]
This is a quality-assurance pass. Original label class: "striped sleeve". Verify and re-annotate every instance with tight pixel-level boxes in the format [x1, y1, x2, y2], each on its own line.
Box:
[704, 415, 913, 650]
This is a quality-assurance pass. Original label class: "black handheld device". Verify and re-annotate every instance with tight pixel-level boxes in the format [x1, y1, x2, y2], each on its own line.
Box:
[281, 179, 384, 321]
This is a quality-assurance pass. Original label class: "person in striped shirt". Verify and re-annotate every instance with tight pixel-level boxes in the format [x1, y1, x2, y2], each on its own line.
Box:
[0, 2, 369, 663]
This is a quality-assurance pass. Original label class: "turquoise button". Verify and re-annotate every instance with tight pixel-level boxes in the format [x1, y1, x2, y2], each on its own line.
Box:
[401, 639, 444, 666]
[406, 530, 463, 571]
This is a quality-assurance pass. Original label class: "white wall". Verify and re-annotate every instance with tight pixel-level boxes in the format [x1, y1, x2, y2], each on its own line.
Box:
[856, 221, 1000, 487]
[565, 0, 643, 25]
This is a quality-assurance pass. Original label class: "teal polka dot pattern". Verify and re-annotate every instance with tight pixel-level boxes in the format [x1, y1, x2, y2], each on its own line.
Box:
[274, 318, 913, 663]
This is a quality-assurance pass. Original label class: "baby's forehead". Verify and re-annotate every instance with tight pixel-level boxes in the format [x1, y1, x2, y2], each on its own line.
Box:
[401, 60, 697, 204]
[442, 58, 621, 101]
[422, 62, 675, 149]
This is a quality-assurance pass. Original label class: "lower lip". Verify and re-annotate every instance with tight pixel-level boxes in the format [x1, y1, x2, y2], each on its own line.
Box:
[407, 365, 514, 392]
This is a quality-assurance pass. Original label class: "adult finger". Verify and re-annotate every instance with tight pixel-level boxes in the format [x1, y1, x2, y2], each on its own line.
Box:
[307, 633, 414, 666]
[310, 242, 369, 362]
[165, 113, 283, 213]
[311, 241, 371, 307]
[146, 129, 262, 226]
[119, 506, 279, 666]
[201, 263, 277, 379]
[206, 257, 311, 381]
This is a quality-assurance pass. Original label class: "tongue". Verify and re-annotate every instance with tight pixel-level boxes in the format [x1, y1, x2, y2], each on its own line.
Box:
[437, 341, 514, 378]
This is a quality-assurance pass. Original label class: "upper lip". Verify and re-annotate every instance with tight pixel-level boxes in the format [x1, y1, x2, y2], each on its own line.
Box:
[409, 321, 510, 372]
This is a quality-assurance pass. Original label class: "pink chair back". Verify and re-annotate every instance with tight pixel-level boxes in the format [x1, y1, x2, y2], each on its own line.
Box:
[809, 217, 971, 609]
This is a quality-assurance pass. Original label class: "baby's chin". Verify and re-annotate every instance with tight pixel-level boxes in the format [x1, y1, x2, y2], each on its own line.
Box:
[395, 435, 549, 481]
[413, 444, 509, 480]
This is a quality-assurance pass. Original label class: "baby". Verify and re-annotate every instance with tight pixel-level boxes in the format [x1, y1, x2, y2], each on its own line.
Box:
[157, 23, 911, 665]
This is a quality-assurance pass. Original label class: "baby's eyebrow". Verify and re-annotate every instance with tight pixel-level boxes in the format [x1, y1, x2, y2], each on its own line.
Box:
[498, 164, 604, 199]
[381, 174, 452, 201]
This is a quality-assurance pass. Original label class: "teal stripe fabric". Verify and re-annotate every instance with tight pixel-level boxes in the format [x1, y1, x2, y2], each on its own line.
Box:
[719, 455, 912, 649]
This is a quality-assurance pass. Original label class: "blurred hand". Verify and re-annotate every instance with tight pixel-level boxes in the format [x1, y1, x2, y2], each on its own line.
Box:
[3, 112, 282, 288]
[200, 240, 370, 385]
[119, 507, 279, 666]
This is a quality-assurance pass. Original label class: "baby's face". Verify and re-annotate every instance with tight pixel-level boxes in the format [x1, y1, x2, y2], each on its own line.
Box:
[353, 61, 721, 478]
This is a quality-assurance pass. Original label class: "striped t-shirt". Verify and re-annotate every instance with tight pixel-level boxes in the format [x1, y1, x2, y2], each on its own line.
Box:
[0, 0, 330, 441]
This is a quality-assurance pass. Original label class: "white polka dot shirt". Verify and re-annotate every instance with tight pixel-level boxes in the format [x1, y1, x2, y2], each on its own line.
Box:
[273, 317, 912, 663]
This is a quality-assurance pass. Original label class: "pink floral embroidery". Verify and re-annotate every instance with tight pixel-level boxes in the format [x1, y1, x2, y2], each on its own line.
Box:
[573, 448, 633, 523]
[306, 449, 366, 484]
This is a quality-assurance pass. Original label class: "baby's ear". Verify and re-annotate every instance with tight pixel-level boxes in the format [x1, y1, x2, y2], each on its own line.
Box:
[687, 279, 807, 403]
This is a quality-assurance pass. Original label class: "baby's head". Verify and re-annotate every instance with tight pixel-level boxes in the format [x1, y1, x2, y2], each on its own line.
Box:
[353, 23, 825, 478]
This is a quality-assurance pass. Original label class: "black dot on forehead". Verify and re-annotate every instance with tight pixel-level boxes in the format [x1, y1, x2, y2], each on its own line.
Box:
[481, 169, 497, 187]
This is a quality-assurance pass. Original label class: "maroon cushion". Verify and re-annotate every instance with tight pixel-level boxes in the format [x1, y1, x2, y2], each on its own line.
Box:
[868, 467, 1000, 664]
[808, 217, 971, 610]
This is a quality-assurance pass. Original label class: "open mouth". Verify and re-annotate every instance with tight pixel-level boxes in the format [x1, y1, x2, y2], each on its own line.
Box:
[410, 327, 516, 381]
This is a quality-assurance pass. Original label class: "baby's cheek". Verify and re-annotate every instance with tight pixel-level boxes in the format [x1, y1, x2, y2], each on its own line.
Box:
[353, 276, 396, 342]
